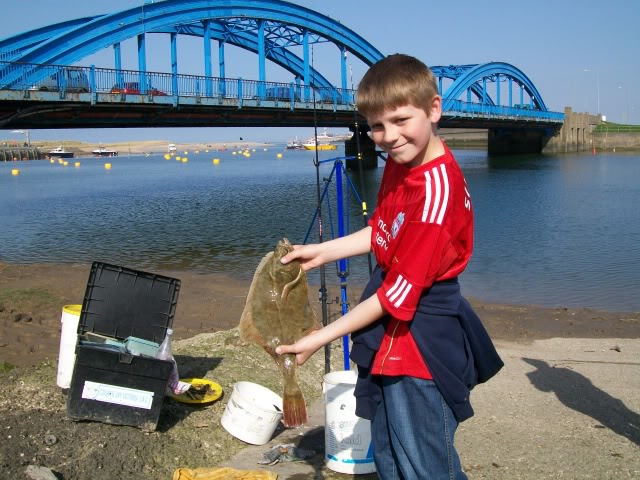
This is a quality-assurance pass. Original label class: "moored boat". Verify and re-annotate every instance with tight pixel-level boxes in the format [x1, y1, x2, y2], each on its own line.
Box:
[168, 143, 177, 153]
[286, 137, 303, 150]
[302, 137, 337, 151]
[92, 146, 118, 157]
[48, 146, 74, 158]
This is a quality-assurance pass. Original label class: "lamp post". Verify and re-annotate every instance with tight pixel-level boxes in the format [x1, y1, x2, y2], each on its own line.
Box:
[10, 130, 30, 146]
[570, 81, 575, 110]
[583, 69, 600, 114]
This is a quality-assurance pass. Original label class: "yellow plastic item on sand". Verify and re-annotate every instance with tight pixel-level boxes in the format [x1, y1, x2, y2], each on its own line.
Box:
[169, 378, 223, 404]
[172, 467, 277, 480]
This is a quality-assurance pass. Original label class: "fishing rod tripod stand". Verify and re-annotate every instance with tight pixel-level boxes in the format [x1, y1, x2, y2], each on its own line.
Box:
[304, 155, 371, 371]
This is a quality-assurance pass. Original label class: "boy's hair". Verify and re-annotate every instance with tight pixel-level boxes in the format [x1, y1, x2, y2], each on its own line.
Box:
[357, 54, 439, 118]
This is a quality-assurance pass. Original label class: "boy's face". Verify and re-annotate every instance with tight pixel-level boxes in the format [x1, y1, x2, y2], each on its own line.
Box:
[366, 98, 442, 168]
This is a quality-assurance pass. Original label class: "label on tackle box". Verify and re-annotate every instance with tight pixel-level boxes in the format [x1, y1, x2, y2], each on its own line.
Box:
[81, 381, 154, 409]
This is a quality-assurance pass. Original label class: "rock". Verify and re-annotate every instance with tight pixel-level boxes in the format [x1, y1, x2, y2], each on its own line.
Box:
[25, 465, 59, 480]
[13, 313, 33, 323]
[223, 335, 248, 347]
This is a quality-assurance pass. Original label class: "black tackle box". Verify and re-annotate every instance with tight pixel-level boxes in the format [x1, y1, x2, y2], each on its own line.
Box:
[67, 261, 180, 431]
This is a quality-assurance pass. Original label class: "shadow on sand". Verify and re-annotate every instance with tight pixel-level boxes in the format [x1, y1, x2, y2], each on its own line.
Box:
[523, 358, 640, 446]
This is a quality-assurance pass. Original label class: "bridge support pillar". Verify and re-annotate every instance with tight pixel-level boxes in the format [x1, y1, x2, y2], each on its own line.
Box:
[345, 126, 377, 170]
[542, 107, 601, 153]
[488, 128, 552, 155]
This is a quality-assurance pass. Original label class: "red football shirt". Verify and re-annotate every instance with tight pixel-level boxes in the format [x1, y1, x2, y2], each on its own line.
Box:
[370, 143, 474, 377]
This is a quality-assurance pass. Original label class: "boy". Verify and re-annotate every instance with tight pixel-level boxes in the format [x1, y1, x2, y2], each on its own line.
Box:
[276, 54, 503, 479]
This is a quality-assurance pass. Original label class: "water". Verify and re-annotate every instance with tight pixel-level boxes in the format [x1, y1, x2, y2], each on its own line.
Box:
[1, 146, 639, 312]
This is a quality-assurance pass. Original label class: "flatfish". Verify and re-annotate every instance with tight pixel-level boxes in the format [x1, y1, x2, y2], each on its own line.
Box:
[239, 238, 322, 427]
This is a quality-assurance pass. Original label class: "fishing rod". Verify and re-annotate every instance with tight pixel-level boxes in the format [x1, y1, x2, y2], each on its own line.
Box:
[309, 45, 331, 374]
[349, 61, 373, 276]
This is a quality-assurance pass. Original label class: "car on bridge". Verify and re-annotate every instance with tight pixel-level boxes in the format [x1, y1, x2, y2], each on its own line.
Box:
[265, 86, 300, 102]
[110, 82, 167, 96]
[265, 86, 341, 103]
[29, 67, 89, 93]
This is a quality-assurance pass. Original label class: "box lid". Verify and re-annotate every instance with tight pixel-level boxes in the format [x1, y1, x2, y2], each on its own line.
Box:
[78, 262, 180, 344]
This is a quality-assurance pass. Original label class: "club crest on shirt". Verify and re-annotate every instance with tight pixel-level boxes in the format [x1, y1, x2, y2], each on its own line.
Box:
[391, 212, 405, 239]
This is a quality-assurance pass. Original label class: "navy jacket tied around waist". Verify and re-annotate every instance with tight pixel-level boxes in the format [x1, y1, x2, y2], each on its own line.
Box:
[350, 266, 504, 423]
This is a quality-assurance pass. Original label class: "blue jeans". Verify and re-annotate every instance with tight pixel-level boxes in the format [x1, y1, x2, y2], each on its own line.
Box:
[371, 376, 468, 480]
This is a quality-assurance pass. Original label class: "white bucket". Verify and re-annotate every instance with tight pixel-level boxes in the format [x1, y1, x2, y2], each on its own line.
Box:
[221, 381, 283, 445]
[324, 370, 375, 474]
[56, 304, 82, 389]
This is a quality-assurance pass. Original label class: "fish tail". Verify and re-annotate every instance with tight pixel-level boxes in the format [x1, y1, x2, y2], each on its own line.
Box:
[283, 379, 307, 427]
[283, 391, 307, 427]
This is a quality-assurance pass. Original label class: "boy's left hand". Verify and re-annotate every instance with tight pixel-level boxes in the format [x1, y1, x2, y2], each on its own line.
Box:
[276, 330, 322, 366]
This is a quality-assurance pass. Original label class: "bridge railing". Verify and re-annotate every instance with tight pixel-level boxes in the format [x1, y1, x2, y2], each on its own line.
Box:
[0, 60, 356, 109]
[0, 61, 563, 122]
[444, 99, 564, 123]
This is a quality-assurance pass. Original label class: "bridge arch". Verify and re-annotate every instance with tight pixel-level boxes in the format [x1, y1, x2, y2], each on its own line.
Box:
[0, 1, 563, 138]
[437, 62, 549, 111]
[0, 0, 384, 92]
[0, 17, 100, 62]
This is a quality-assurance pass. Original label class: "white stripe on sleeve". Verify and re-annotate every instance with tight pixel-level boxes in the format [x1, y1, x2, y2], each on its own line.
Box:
[429, 166, 442, 223]
[385, 275, 404, 299]
[422, 164, 450, 225]
[422, 172, 432, 222]
[388, 278, 408, 303]
[435, 164, 449, 225]
[393, 283, 412, 308]
[385, 274, 413, 309]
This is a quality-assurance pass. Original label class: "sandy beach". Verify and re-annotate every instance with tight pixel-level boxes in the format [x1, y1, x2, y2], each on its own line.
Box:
[0, 261, 638, 479]
[1, 262, 638, 368]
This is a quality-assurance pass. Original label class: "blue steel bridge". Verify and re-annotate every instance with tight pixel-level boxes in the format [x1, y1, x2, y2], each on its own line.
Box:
[0, 0, 564, 154]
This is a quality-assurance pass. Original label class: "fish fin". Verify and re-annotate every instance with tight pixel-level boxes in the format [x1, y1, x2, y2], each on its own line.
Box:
[283, 390, 307, 427]
[282, 358, 307, 427]
[239, 309, 267, 345]
[281, 267, 303, 301]
[239, 252, 274, 344]
[302, 302, 322, 334]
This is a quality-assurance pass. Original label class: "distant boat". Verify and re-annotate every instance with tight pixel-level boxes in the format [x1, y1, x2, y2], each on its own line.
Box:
[313, 127, 353, 143]
[168, 143, 177, 153]
[48, 146, 74, 158]
[286, 137, 303, 150]
[302, 136, 338, 151]
[299, 128, 351, 150]
[92, 146, 118, 157]
[303, 142, 337, 151]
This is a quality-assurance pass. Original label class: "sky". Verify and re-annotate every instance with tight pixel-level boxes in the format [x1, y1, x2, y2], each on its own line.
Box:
[1, 0, 638, 145]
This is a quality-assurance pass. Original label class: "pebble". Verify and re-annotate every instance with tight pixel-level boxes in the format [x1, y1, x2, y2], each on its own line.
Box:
[25, 465, 58, 480]
[14, 313, 33, 323]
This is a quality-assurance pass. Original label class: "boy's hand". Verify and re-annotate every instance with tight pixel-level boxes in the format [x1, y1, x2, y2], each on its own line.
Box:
[280, 244, 326, 271]
[276, 330, 322, 366]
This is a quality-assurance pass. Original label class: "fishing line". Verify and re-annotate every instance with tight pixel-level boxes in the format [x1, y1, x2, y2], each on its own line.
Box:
[310, 43, 331, 374]
[349, 60, 373, 276]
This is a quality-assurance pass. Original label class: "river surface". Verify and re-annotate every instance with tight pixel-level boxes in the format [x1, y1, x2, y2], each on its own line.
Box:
[1, 145, 638, 312]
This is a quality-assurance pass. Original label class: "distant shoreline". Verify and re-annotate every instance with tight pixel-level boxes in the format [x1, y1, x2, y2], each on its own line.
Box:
[25, 140, 274, 156]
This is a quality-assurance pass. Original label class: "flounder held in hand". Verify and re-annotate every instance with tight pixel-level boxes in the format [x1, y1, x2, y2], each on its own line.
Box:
[239, 238, 321, 427]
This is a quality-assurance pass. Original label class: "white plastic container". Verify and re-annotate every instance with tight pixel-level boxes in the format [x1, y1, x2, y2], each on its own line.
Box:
[221, 381, 283, 445]
[324, 370, 375, 474]
[56, 304, 82, 389]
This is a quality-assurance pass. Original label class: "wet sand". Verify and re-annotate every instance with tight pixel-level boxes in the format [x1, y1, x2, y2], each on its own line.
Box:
[1, 261, 638, 368]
